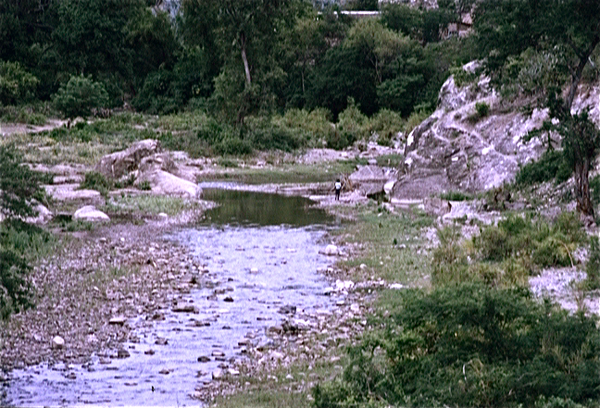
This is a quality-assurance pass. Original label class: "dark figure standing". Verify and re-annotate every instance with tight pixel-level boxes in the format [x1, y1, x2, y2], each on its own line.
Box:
[334, 178, 342, 201]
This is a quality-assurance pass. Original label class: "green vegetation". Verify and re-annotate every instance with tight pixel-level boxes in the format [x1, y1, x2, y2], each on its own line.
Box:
[314, 283, 600, 408]
[516, 150, 572, 186]
[0, 145, 52, 319]
[102, 195, 205, 217]
[475, 101, 489, 118]
[53, 75, 109, 119]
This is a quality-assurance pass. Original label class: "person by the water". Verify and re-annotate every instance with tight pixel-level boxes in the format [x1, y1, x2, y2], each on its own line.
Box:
[334, 178, 342, 201]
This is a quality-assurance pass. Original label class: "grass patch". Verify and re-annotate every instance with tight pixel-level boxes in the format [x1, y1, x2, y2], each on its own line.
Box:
[374, 154, 404, 168]
[204, 160, 361, 185]
[440, 190, 473, 201]
[432, 212, 586, 288]
[102, 194, 203, 216]
[332, 206, 433, 283]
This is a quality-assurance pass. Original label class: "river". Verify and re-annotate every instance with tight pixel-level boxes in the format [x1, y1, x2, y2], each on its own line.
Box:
[3, 187, 342, 406]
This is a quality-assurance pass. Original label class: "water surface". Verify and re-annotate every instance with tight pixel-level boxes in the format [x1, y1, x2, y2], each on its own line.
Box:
[3, 189, 340, 406]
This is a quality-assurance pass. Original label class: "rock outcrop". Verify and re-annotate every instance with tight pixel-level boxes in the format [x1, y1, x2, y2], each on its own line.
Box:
[348, 165, 397, 198]
[392, 62, 548, 200]
[95, 139, 160, 179]
[95, 141, 202, 198]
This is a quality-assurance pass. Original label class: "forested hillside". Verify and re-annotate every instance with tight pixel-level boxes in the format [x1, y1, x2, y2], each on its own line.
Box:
[1, 0, 476, 122]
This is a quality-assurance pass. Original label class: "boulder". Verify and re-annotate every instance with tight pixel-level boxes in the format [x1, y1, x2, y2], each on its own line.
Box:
[26, 203, 53, 224]
[73, 205, 110, 222]
[349, 165, 395, 198]
[136, 168, 202, 198]
[52, 336, 65, 349]
[320, 244, 339, 256]
[393, 62, 547, 200]
[95, 139, 161, 179]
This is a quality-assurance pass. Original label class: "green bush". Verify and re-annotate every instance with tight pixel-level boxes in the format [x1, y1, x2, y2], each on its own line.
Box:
[0, 61, 39, 105]
[450, 65, 479, 87]
[80, 171, 113, 196]
[585, 236, 600, 290]
[214, 136, 253, 156]
[516, 150, 572, 185]
[53, 75, 109, 119]
[314, 283, 600, 408]
[433, 213, 586, 287]
[475, 101, 490, 117]
[367, 109, 405, 146]
[243, 117, 307, 152]
[404, 107, 432, 136]
[0, 105, 46, 125]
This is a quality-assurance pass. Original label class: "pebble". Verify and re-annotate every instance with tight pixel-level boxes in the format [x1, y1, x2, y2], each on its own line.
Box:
[159, 368, 170, 375]
[212, 369, 223, 380]
[172, 304, 199, 313]
[155, 338, 168, 346]
[109, 316, 126, 326]
[52, 336, 65, 349]
[197, 356, 211, 363]
[117, 349, 130, 359]
[211, 350, 225, 357]
[144, 349, 155, 355]
[223, 296, 234, 302]
[65, 372, 76, 380]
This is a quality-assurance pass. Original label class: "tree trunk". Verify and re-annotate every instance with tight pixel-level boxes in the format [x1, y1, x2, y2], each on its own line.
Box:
[565, 35, 600, 112]
[239, 32, 252, 87]
[575, 158, 594, 217]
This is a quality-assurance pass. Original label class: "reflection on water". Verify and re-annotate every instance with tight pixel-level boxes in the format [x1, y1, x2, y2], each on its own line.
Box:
[2, 188, 341, 407]
[200, 188, 335, 227]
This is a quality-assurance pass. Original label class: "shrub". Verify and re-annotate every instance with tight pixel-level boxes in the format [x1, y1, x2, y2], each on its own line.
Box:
[314, 283, 600, 408]
[450, 65, 479, 87]
[404, 107, 432, 136]
[367, 109, 405, 146]
[585, 236, 600, 290]
[0, 61, 39, 105]
[80, 171, 113, 196]
[53, 75, 109, 119]
[214, 136, 253, 156]
[475, 101, 490, 117]
[516, 150, 572, 186]
[243, 117, 306, 152]
[433, 213, 586, 287]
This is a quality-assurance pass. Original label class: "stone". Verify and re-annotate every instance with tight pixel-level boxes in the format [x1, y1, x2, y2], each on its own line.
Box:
[212, 369, 224, 380]
[278, 305, 297, 315]
[197, 356, 211, 363]
[223, 296, 234, 302]
[172, 304, 199, 313]
[65, 372, 76, 380]
[52, 336, 65, 349]
[349, 165, 394, 198]
[249, 267, 259, 274]
[159, 368, 170, 375]
[144, 349, 155, 355]
[109, 316, 126, 325]
[117, 349, 130, 359]
[26, 203, 53, 224]
[320, 244, 339, 256]
[73, 205, 109, 222]
[228, 368, 240, 376]
[95, 139, 161, 179]
[136, 163, 202, 198]
[155, 338, 168, 346]
[211, 350, 225, 357]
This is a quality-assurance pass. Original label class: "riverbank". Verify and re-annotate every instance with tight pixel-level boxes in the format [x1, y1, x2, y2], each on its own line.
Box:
[0, 208, 210, 373]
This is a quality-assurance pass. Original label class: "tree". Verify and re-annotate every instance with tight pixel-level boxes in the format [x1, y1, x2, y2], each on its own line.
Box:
[0, 146, 48, 319]
[0, 61, 39, 105]
[51, 0, 145, 97]
[53, 75, 109, 119]
[184, 0, 303, 121]
[474, 0, 600, 217]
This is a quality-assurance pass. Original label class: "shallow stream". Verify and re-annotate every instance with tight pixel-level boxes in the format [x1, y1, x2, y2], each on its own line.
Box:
[3, 187, 341, 406]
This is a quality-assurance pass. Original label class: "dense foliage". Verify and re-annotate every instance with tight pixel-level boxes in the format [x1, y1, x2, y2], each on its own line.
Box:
[314, 283, 600, 408]
[0, 146, 50, 319]
[0, 0, 477, 126]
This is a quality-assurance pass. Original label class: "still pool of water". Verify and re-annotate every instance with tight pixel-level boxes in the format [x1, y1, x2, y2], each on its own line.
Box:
[3, 188, 342, 407]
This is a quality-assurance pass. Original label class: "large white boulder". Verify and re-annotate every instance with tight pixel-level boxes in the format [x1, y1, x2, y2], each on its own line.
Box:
[393, 62, 548, 200]
[73, 205, 110, 222]
[95, 139, 161, 179]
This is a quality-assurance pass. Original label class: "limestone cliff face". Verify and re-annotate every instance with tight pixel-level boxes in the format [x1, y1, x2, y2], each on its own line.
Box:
[392, 62, 559, 200]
